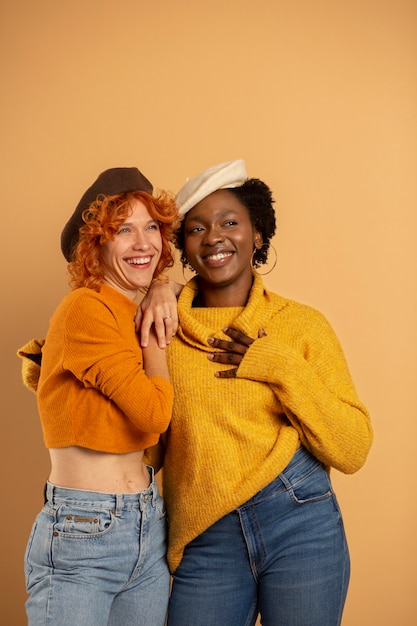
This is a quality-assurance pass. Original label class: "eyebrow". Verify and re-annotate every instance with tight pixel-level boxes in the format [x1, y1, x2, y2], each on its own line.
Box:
[186, 209, 239, 222]
[120, 218, 158, 227]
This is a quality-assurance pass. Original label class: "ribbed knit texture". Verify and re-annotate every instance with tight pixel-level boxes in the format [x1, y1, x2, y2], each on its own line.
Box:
[36, 283, 173, 452]
[145, 273, 373, 573]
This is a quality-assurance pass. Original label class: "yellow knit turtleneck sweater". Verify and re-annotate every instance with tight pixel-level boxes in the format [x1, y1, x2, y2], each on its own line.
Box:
[145, 273, 373, 573]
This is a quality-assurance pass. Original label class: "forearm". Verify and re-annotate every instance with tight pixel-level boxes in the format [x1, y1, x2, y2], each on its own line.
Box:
[142, 334, 170, 381]
[137, 278, 183, 348]
[166, 278, 184, 298]
[237, 334, 373, 473]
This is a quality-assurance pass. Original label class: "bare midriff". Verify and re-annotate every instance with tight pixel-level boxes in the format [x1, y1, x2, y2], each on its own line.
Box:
[48, 447, 150, 493]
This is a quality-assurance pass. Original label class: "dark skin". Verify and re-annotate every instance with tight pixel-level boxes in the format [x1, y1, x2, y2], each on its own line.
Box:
[208, 326, 267, 378]
[181, 190, 267, 376]
[137, 191, 268, 368]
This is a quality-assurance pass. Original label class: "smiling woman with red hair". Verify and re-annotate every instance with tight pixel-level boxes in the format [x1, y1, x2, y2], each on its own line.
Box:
[68, 189, 178, 291]
[18, 167, 178, 626]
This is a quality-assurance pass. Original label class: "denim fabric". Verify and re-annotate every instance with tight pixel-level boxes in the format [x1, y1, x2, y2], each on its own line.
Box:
[24, 467, 169, 625]
[168, 447, 350, 626]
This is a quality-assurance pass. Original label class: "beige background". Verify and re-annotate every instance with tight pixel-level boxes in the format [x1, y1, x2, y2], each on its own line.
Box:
[2, 1, 416, 624]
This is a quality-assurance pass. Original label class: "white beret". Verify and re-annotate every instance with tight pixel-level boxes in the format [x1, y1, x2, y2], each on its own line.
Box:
[176, 159, 247, 217]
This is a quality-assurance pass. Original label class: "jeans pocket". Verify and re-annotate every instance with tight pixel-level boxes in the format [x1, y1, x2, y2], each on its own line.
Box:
[53, 504, 115, 538]
[287, 465, 333, 505]
[24, 521, 37, 587]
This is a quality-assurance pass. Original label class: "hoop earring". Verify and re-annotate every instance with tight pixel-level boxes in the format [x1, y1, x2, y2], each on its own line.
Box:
[252, 244, 277, 276]
[182, 263, 197, 283]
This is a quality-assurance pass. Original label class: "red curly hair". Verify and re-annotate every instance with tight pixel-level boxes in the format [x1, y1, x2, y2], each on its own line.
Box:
[68, 190, 179, 291]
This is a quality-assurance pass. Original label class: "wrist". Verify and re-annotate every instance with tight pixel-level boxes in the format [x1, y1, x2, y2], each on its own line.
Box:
[151, 274, 170, 285]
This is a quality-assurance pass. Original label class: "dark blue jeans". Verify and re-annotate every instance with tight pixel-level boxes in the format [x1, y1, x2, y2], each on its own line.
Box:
[168, 447, 350, 626]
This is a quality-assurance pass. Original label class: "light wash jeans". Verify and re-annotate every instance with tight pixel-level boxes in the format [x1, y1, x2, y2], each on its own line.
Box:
[24, 467, 169, 625]
[168, 447, 350, 626]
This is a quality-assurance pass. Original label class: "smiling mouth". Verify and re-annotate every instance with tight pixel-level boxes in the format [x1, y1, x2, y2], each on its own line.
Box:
[126, 256, 152, 265]
[203, 251, 233, 262]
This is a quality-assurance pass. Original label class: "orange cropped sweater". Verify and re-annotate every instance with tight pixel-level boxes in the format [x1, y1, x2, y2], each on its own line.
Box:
[29, 284, 173, 453]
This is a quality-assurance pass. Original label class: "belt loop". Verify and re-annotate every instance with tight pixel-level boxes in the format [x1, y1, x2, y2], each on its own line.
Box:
[151, 478, 158, 507]
[115, 494, 123, 517]
[45, 482, 54, 504]
[147, 465, 155, 483]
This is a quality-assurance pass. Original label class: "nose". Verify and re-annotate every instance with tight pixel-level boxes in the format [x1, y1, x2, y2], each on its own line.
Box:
[132, 230, 150, 250]
[203, 225, 224, 246]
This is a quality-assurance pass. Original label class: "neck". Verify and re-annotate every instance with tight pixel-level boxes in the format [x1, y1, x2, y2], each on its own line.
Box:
[102, 279, 138, 301]
[194, 276, 253, 308]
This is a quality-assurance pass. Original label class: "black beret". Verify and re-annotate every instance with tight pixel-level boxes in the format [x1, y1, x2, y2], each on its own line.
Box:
[61, 167, 153, 261]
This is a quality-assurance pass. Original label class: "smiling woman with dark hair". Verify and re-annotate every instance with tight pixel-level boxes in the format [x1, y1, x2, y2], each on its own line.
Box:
[176, 176, 276, 270]
[144, 159, 373, 626]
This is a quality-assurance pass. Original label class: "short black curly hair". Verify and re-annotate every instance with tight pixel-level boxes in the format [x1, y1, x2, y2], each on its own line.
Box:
[176, 178, 276, 268]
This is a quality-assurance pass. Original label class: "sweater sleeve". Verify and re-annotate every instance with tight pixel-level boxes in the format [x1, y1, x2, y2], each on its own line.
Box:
[62, 293, 173, 434]
[236, 309, 373, 474]
[17, 338, 44, 393]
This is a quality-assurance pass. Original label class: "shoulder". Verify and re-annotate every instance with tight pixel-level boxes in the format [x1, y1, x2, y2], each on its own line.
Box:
[62, 284, 134, 308]
[53, 285, 136, 326]
[53, 287, 106, 318]
[267, 289, 334, 332]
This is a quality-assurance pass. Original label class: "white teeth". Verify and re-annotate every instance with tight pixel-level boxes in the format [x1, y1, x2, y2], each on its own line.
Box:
[205, 252, 232, 261]
[127, 257, 151, 265]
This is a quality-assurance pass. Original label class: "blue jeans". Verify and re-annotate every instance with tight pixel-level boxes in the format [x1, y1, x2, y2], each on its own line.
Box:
[168, 447, 350, 626]
[24, 467, 170, 625]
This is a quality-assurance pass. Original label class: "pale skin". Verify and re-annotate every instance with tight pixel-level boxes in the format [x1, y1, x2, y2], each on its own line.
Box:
[49, 199, 170, 493]
[136, 278, 182, 347]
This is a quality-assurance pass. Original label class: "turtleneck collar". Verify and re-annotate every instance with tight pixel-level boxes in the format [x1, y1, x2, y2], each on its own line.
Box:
[176, 273, 285, 350]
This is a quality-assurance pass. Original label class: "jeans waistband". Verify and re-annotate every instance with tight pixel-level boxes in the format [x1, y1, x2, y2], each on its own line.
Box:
[45, 465, 158, 515]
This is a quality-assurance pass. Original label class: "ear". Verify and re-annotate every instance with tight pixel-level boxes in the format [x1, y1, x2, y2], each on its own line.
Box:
[254, 230, 263, 250]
